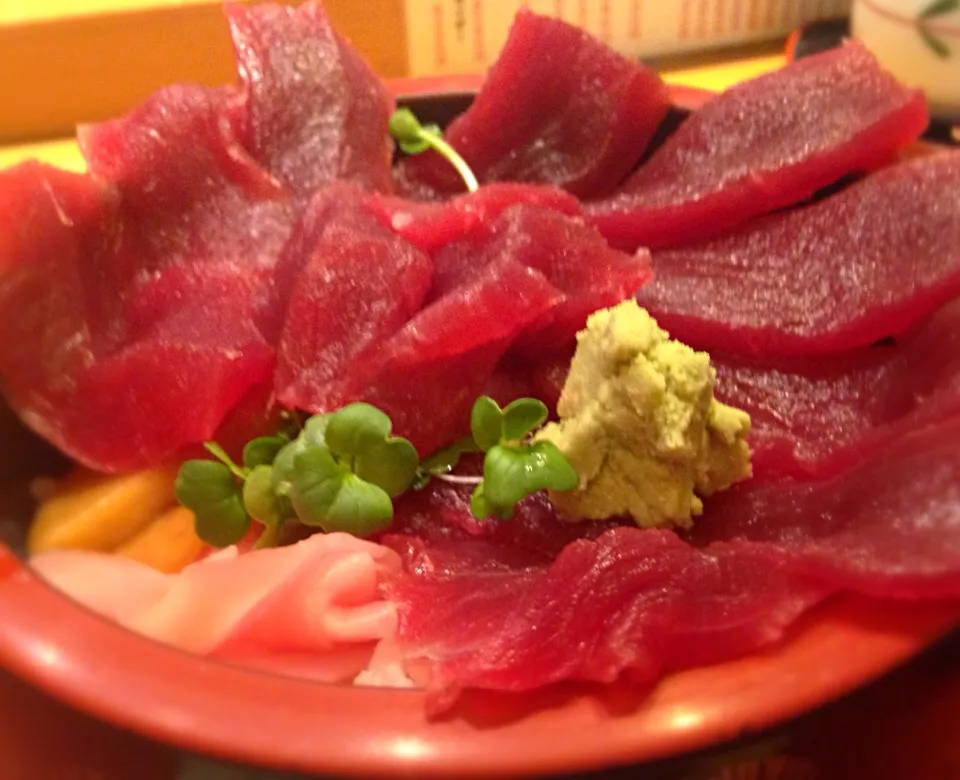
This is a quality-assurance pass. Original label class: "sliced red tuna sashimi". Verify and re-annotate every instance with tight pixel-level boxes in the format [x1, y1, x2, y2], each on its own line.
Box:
[636, 152, 960, 356]
[692, 419, 960, 600]
[0, 0, 408, 471]
[714, 301, 960, 481]
[430, 204, 653, 356]
[340, 262, 562, 457]
[277, 190, 645, 453]
[383, 486, 829, 712]
[384, 416, 960, 710]
[0, 160, 270, 470]
[0, 160, 276, 471]
[370, 183, 581, 256]
[273, 185, 434, 413]
[482, 350, 575, 416]
[386, 479, 621, 563]
[0, 87, 288, 471]
[393, 8, 670, 200]
[0, 163, 115, 442]
[587, 41, 928, 251]
[65, 340, 276, 472]
[226, 0, 395, 195]
[79, 85, 293, 331]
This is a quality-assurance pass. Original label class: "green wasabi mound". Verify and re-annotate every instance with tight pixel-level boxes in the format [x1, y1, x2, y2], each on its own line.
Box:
[536, 300, 752, 529]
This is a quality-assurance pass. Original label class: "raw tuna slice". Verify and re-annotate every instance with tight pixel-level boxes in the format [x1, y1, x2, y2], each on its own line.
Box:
[382, 488, 830, 712]
[340, 262, 562, 456]
[371, 183, 581, 255]
[31, 532, 401, 683]
[226, 0, 394, 194]
[386, 479, 621, 562]
[528, 351, 574, 412]
[385, 414, 960, 709]
[431, 205, 653, 355]
[0, 163, 114, 432]
[393, 9, 669, 200]
[692, 419, 960, 600]
[0, 163, 274, 472]
[483, 350, 574, 415]
[79, 83, 295, 342]
[0, 86, 294, 471]
[66, 341, 274, 472]
[636, 153, 960, 356]
[713, 301, 960, 481]
[80, 85, 290, 270]
[273, 185, 434, 412]
[587, 41, 928, 250]
[481, 363, 539, 411]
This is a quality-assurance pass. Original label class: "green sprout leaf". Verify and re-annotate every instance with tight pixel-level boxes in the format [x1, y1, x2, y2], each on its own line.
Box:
[270, 414, 333, 494]
[242, 465, 285, 528]
[290, 447, 393, 537]
[529, 440, 580, 491]
[356, 437, 420, 497]
[388, 110, 443, 154]
[478, 440, 580, 519]
[388, 107, 429, 153]
[470, 482, 492, 519]
[244, 464, 292, 550]
[481, 446, 537, 509]
[175, 460, 251, 547]
[242, 436, 286, 469]
[471, 396, 503, 452]
[301, 413, 333, 448]
[177, 394, 573, 542]
[470, 482, 512, 521]
[271, 438, 308, 496]
[324, 403, 393, 457]
[288, 446, 346, 526]
[388, 107, 479, 192]
[501, 398, 548, 441]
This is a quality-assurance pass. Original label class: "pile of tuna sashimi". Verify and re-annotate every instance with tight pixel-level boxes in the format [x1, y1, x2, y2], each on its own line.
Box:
[2, 0, 959, 715]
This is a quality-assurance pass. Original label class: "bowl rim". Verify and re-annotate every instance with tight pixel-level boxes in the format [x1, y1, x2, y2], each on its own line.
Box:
[2, 540, 957, 778]
[0, 77, 957, 779]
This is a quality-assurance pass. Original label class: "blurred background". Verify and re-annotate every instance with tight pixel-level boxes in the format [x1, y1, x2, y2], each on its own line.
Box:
[1, 0, 853, 146]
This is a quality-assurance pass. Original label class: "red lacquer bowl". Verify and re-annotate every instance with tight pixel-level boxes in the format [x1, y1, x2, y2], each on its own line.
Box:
[0, 80, 957, 780]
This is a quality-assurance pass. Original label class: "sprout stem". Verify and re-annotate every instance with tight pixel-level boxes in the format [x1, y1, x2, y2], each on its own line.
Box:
[389, 107, 479, 193]
[421, 134, 479, 193]
[204, 442, 248, 481]
[253, 523, 280, 550]
[434, 473, 483, 486]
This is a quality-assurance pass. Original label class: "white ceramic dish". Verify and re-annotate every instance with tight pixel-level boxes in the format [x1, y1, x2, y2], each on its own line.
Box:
[852, 0, 960, 120]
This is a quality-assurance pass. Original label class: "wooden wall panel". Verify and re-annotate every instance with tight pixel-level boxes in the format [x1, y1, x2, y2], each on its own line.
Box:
[1, 0, 408, 142]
